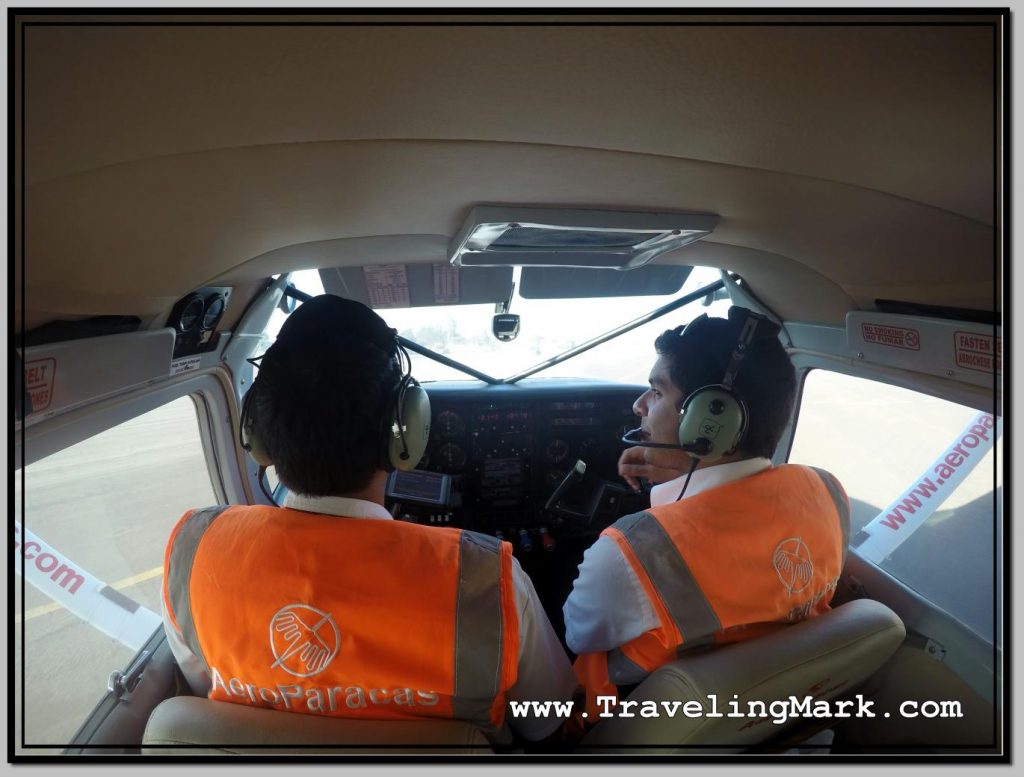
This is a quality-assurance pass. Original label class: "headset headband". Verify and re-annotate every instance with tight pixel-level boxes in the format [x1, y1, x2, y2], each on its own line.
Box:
[719, 312, 761, 391]
[677, 308, 777, 389]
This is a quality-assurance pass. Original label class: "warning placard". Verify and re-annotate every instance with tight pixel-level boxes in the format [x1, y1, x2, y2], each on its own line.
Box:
[25, 358, 56, 413]
[364, 264, 411, 308]
[170, 356, 202, 376]
[861, 323, 921, 350]
[433, 264, 460, 304]
[954, 331, 1001, 374]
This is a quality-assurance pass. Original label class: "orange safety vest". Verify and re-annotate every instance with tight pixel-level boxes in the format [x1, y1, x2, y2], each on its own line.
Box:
[162, 505, 519, 737]
[574, 464, 850, 717]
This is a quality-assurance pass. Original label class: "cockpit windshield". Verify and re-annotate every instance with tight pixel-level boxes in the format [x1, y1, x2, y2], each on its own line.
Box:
[271, 266, 731, 385]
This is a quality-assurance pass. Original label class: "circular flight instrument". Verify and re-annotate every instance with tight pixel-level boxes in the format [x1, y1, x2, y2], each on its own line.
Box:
[545, 438, 570, 465]
[436, 442, 467, 471]
[579, 436, 598, 458]
[202, 296, 225, 329]
[177, 296, 205, 332]
[436, 410, 465, 438]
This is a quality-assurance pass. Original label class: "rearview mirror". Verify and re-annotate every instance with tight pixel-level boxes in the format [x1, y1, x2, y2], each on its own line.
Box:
[492, 313, 521, 342]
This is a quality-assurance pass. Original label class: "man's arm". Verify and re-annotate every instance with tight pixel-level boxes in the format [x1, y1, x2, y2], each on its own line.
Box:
[160, 586, 212, 695]
[618, 446, 687, 492]
[562, 535, 658, 655]
[504, 559, 577, 742]
[161, 509, 212, 696]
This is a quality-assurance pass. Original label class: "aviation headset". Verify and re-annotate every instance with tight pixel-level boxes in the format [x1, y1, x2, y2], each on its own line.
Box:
[239, 295, 431, 474]
[622, 306, 780, 463]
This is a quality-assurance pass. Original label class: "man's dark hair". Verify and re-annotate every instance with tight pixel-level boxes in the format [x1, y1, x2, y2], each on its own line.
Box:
[654, 307, 796, 459]
[247, 295, 402, 497]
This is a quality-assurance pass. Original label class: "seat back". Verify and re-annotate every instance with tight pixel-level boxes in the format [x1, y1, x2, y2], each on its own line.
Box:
[142, 696, 493, 754]
[579, 598, 905, 753]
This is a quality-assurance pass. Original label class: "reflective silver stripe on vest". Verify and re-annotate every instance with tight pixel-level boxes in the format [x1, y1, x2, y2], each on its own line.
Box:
[675, 634, 716, 658]
[452, 531, 507, 730]
[607, 647, 650, 685]
[165, 506, 230, 674]
[809, 467, 851, 565]
[613, 511, 721, 645]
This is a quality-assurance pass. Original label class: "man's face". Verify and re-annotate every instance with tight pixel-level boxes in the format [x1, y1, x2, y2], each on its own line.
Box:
[632, 354, 692, 468]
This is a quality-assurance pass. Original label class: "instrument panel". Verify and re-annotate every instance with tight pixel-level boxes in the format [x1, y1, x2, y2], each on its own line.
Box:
[387, 379, 648, 548]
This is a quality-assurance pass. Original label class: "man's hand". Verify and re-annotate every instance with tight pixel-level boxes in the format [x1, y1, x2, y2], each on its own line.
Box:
[617, 446, 686, 491]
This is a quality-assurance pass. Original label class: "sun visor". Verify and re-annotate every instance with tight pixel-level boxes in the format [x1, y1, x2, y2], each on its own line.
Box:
[319, 264, 513, 309]
[18, 328, 176, 427]
[450, 206, 717, 269]
[519, 265, 693, 299]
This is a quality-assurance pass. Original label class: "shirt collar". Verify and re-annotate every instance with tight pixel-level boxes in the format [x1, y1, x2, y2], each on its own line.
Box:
[282, 492, 393, 520]
[649, 457, 773, 507]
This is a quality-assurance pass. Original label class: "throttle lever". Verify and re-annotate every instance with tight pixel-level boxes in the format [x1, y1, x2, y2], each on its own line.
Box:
[544, 459, 587, 512]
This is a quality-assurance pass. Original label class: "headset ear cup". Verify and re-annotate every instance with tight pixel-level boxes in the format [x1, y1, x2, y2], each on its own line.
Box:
[678, 386, 747, 462]
[388, 384, 431, 471]
[242, 416, 274, 468]
[240, 387, 274, 468]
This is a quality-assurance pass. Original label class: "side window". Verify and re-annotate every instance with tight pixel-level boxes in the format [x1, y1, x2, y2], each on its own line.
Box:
[14, 397, 216, 749]
[789, 370, 1000, 642]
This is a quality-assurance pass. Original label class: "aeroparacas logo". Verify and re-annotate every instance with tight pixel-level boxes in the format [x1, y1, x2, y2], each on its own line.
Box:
[269, 604, 341, 677]
[772, 537, 814, 596]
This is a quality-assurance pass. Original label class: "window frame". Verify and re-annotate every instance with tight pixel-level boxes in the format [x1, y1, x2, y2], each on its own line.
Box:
[14, 369, 241, 752]
[17, 370, 239, 499]
[783, 352, 1000, 706]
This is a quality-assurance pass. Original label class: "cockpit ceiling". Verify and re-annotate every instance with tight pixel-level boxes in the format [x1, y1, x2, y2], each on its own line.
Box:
[17, 16, 1001, 329]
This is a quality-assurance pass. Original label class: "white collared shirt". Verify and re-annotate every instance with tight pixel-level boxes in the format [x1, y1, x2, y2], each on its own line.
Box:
[649, 457, 773, 507]
[283, 492, 395, 519]
[563, 458, 772, 656]
[163, 493, 575, 741]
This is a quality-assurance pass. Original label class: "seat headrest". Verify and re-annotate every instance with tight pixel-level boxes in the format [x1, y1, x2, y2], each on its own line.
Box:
[580, 598, 906, 753]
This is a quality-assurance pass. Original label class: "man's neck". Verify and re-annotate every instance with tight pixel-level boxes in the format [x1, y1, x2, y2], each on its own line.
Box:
[327, 470, 388, 506]
[693, 451, 751, 471]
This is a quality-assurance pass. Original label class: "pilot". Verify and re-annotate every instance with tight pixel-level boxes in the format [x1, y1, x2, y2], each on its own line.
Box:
[161, 294, 575, 746]
[562, 306, 850, 718]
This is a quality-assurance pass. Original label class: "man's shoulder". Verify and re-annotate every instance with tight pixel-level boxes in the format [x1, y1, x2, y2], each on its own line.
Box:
[185, 504, 234, 519]
[777, 462, 843, 485]
[169, 503, 303, 547]
[169, 504, 232, 535]
[605, 509, 657, 537]
[458, 528, 506, 553]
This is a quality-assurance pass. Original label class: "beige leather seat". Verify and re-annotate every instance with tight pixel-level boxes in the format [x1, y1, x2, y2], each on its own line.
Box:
[144, 599, 902, 755]
[142, 697, 492, 754]
[579, 598, 905, 753]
